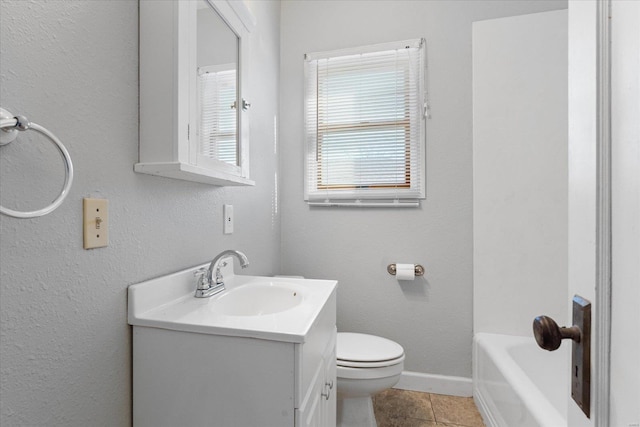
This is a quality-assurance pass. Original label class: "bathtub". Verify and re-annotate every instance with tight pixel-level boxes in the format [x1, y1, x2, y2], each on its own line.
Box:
[473, 333, 568, 427]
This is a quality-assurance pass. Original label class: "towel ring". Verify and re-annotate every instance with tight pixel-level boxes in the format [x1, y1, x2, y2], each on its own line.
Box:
[0, 108, 74, 218]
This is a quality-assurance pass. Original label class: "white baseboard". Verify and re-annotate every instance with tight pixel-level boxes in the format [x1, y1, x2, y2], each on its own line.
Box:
[394, 371, 473, 397]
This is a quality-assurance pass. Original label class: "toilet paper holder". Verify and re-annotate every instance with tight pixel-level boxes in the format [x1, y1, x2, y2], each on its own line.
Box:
[387, 264, 425, 277]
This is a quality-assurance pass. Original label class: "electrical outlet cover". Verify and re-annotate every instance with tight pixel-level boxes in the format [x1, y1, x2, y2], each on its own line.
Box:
[224, 204, 234, 234]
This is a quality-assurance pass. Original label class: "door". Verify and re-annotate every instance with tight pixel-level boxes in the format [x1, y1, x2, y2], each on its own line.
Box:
[568, 1, 640, 426]
[567, 1, 598, 425]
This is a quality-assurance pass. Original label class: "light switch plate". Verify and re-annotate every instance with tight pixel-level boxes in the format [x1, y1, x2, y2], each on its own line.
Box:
[83, 198, 108, 249]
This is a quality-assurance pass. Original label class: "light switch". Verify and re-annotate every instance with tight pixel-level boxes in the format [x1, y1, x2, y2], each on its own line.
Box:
[83, 198, 108, 249]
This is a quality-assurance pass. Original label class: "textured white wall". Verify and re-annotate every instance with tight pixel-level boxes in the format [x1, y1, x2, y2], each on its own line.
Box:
[0, 1, 280, 426]
[279, 0, 567, 378]
[472, 10, 568, 336]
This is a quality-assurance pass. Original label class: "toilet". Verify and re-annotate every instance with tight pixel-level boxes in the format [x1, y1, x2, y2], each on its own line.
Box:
[336, 332, 405, 427]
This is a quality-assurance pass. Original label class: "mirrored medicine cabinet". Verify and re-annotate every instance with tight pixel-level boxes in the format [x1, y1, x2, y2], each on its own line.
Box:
[136, 0, 256, 186]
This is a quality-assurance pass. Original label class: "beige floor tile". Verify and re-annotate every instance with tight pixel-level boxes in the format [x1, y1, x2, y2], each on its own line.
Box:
[430, 394, 485, 427]
[376, 413, 437, 427]
[373, 389, 435, 421]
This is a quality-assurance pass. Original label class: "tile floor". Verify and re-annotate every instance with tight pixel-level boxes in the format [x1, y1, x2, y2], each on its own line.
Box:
[373, 389, 486, 427]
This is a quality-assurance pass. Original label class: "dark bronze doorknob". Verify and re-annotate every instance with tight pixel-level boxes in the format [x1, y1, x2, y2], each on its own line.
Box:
[532, 315, 581, 351]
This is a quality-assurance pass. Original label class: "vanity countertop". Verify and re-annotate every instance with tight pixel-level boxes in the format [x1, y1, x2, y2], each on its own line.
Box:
[128, 261, 337, 343]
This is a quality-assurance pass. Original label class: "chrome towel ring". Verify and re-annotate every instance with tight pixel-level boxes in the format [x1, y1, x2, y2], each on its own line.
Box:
[0, 107, 74, 218]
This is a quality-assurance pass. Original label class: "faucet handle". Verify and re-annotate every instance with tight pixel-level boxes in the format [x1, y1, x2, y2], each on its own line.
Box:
[194, 267, 210, 289]
[214, 261, 227, 285]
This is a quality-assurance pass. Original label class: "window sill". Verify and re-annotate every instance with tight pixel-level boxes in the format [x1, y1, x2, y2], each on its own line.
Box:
[306, 199, 420, 208]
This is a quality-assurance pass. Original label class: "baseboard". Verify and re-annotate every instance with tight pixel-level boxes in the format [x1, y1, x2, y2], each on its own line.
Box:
[394, 371, 473, 397]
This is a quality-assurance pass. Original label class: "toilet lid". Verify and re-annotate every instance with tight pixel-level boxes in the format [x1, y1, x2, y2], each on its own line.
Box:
[337, 332, 404, 363]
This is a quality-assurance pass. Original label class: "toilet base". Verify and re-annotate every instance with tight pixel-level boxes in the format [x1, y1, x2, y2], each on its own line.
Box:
[337, 395, 377, 427]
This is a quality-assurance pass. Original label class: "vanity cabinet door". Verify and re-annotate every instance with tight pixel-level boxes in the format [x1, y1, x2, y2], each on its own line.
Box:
[296, 330, 337, 427]
[322, 338, 337, 426]
[298, 362, 326, 427]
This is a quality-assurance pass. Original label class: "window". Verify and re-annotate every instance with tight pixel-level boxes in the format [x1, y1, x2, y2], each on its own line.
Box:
[198, 65, 237, 166]
[304, 39, 426, 206]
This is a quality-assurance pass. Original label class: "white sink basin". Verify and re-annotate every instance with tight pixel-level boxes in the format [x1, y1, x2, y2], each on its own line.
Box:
[128, 258, 337, 343]
[213, 282, 304, 316]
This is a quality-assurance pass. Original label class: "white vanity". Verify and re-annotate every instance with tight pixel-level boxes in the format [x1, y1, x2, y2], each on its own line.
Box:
[128, 260, 337, 427]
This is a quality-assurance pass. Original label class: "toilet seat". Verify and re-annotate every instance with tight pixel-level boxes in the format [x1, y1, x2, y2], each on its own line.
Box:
[337, 332, 405, 368]
[337, 354, 405, 369]
[337, 362, 404, 379]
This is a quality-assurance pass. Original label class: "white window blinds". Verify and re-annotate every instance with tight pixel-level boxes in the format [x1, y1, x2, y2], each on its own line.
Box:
[304, 39, 426, 206]
[198, 65, 238, 166]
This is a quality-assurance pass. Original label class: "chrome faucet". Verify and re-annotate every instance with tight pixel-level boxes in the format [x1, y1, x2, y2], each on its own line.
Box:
[194, 250, 249, 298]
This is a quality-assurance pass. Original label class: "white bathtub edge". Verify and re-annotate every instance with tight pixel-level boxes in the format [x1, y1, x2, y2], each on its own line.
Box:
[473, 334, 502, 427]
[473, 333, 567, 427]
[394, 370, 472, 397]
[474, 384, 499, 427]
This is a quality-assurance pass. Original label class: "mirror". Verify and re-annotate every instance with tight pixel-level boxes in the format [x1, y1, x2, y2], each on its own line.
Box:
[197, 1, 239, 167]
[197, 0, 239, 167]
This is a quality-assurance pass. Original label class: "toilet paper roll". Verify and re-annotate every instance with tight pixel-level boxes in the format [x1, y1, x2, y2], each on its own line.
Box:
[395, 264, 415, 280]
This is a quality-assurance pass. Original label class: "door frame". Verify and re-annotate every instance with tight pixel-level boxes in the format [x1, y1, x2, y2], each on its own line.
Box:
[594, 0, 611, 425]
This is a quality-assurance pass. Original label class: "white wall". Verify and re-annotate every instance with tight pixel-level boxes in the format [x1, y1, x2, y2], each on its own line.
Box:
[472, 10, 568, 337]
[279, 0, 567, 378]
[0, 1, 281, 426]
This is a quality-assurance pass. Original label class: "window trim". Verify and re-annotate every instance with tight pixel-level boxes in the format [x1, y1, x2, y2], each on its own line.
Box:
[304, 39, 427, 206]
